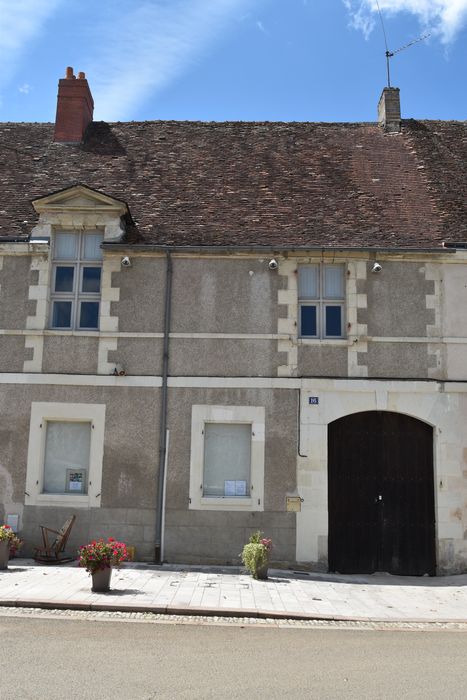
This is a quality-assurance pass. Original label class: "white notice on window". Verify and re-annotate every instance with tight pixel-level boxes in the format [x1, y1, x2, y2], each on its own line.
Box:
[224, 480, 236, 497]
[235, 480, 247, 496]
[68, 472, 83, 492]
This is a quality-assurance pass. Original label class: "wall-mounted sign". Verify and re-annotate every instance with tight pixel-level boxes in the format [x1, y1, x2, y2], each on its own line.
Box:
[308, 396, 319, 405]
[286, 496, 302, 512]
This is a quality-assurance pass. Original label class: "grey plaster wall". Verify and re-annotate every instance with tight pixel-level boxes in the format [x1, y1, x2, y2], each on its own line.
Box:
[108, 338, 163, 376]
[19, 506, 156, 561]
[164, 387, 297, 563]
[366, 342, 429, 378]
[170, 338, 281, 376]
[171, 258, 281, 334]
[111, 257, 166, 333]
[42, 337, 99, 374]
[165, 510, 295, 564]
[361, 262, 434, 337]
[0, 382, 299, 565]
[0, 255, 36, 329]
[0, 384, 160, 559]
[298, 345, 347, 377]
[0, 336, 26, 372]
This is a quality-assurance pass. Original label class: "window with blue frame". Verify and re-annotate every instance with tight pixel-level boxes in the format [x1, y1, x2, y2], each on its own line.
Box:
[298, 264, 345, 338]
[50, 231, 103, 330]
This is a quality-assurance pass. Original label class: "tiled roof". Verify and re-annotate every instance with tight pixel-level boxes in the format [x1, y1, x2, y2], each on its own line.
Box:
[0, 119, 465, 248]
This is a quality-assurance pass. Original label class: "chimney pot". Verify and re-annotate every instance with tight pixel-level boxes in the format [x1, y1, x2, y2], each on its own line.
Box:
[54, 68, 94, 143]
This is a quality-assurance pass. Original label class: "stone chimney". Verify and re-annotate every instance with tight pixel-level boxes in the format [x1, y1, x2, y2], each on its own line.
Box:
[378, 87, 401, 133]
[53, 67, 94, 143]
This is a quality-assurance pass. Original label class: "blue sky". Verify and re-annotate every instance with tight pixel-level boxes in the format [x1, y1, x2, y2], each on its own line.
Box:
[1, 0, 466, 123]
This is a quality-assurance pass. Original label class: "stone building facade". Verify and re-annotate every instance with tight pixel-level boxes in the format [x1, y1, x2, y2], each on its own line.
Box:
[0, 69, 466, 574]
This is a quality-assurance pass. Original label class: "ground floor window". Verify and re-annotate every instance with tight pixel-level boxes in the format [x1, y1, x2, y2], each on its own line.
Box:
[203, 423, 251, 497]
[43, 421, 91, 495]
[25, 402, 105, 508]
[189, 405, 265, 511]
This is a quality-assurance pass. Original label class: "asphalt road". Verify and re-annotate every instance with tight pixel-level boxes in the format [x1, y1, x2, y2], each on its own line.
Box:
[1, 615, 467, 699]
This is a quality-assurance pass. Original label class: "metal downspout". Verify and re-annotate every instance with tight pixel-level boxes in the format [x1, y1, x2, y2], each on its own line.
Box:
[155, 251, 172, 564]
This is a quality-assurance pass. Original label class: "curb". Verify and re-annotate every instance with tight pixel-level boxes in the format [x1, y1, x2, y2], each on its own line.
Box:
[1, 600, 466, 625]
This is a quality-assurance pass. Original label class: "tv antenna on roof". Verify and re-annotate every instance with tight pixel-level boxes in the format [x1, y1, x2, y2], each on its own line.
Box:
[375, 0, 430, 88]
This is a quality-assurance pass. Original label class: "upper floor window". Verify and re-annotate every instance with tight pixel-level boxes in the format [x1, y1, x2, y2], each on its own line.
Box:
[50, 231, 103, 330]
[298, 264, 345, 338]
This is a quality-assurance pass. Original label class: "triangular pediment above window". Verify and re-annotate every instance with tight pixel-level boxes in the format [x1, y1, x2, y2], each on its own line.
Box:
[32, 184, 128, 217]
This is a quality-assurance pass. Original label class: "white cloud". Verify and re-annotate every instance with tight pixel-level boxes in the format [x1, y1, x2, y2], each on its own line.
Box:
[90, 0, 258, 121]
[343, 0, 467, 43]
[18, 83, 32, 94]
[0, 0, 62, 89]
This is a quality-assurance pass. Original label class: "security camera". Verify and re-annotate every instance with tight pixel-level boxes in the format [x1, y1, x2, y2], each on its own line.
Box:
[121, 256, 131, 267]
[268, 258, 278, 270]
[371, 262, 382, 273]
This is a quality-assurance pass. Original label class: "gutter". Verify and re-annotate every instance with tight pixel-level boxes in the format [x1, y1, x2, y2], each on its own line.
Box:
[154, 251, 173, 564]
[102, 243, 454, 255]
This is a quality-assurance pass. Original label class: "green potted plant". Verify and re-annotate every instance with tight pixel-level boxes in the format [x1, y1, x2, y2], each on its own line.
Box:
[241, 531, 273, 580]
[78, 537, 128, 592]
[0, 525, 22, 570]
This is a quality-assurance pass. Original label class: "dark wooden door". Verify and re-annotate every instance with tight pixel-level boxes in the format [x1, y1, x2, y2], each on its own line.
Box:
[328, 411, 435, 576]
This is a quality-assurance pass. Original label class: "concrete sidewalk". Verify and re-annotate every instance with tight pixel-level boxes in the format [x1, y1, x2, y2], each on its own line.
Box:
[1, 560, 467, 623]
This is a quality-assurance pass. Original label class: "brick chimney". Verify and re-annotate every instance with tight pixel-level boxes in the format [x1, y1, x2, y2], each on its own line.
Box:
[53, 67, 94, 143]
[378, 87, 401, 133]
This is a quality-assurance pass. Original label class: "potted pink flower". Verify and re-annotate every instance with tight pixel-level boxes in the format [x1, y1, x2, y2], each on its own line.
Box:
[78, 537, 128, 592]
[241, 531, 273, 580]
[0, 525, 22, 570]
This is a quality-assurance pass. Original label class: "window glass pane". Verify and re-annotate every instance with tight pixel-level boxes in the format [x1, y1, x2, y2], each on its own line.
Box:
[79, 302, 99, 329]
[82, 267, 101, 293]
[55, 233, 78, 260]
[325, 305, 342, 337]
[324, 265, 344, 298]
[52, 301, 72, 328]
[300, 305, 317, 336]
[299, 266, 318, 299]
[203, 423, 251, 497]
[54, 266, 74, 292]
[83, 233, 104, 260]
[43, 422, 90, 494]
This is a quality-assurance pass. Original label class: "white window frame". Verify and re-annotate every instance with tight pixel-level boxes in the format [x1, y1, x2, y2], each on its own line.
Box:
[49, 230, 103, 331]
[298, 264, 346, 339]
[25, 402, 106, 508]
[189, 405, 265, 511]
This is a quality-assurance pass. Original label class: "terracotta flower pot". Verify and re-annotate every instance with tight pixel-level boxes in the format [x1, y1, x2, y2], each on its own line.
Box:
[91, 566, 112, 592]
[0, 540, 9, 570]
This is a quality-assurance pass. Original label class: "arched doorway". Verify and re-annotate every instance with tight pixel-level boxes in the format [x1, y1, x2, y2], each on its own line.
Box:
[328, 411, 435, 576]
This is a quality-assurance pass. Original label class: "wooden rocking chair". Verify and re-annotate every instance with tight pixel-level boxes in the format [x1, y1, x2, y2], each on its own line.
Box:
[33, 515, 76, 564]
